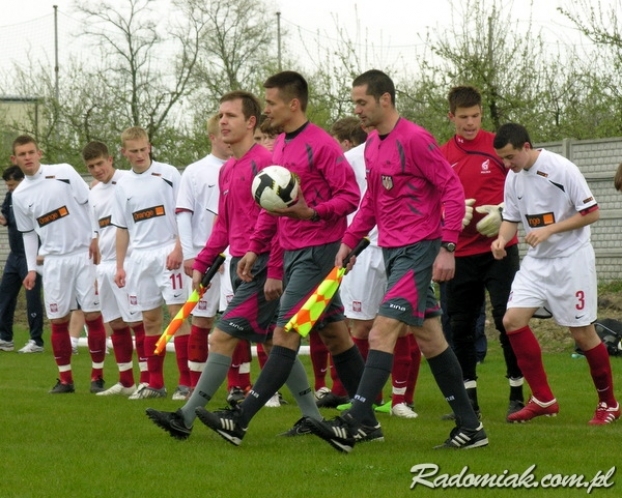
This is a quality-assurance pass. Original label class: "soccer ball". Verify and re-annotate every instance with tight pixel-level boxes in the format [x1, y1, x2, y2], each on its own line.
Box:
[251, 165, 300, 212]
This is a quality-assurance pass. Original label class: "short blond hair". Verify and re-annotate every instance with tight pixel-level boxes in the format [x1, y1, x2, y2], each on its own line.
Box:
[121, 126, 149, 146]
[207, 114, 220, 137]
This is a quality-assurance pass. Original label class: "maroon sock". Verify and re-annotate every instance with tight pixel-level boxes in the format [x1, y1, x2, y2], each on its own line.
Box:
[144, 335, 165, 389]
[310, 330, 329, 390]
[228, 340, 250, 389]
[583, 342, 617, 406]
[173, 334, 191, 387]
[507, 326, 554, 402]
[352, 336, 370, 361]
[111, 326, 135, 387]
[131, 323, 149, 384]
[85, 316, 107, 381]
[405, 336, 421, 405]
[256, 342, 268, 369]
[188, 325, 209, 388]
[51, 322, 73, 384]
[391, 335, 411, 406]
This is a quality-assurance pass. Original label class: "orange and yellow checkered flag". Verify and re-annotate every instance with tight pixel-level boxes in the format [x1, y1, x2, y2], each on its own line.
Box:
[284, 238, 370, 337]
[154, 253, 226, 355]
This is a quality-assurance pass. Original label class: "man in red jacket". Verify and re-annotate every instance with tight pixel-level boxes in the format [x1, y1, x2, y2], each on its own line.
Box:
[439, 86, 524, 421]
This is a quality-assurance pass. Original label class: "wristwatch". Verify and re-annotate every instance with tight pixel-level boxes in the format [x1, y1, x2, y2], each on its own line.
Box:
[441, 242, 456, 253]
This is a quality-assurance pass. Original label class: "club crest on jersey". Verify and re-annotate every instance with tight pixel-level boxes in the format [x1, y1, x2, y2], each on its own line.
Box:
[382, 175, 394, 190]
[37, 206, 69, 227]
[132, 205, 165, 222]
[129, 295, 138, 306]
[50, 303, 58, 313]
[198, 301, 207, 311]
[481, 159, 490, 172]
[353, 301, 362, 312]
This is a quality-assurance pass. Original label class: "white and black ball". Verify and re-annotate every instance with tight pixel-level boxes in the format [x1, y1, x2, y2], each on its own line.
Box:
[251, 165, 300, 212]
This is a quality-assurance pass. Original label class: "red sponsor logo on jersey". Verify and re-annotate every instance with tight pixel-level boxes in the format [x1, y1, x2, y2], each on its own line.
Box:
[132, 205, 165, 222]
[98, 215, 112, 228]
[526, 212, 555, 228]
[353, 301, 362, 312]
[37, 206, 69, 227]
[382, 176, 393, 190]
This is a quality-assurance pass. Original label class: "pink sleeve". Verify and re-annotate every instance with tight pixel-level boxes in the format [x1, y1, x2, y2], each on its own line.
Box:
[248, 209, 277, 255]
[193, 174, 230, 273]
[412, 138, 465, 244]
[343, 180, 376, 248]
[193, 215, 229, 273]
[314, 152, 360, 221]
[266, 236, 284, 281]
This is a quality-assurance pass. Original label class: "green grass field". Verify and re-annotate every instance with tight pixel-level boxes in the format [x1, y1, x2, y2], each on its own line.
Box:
[1, 328, 621, 497]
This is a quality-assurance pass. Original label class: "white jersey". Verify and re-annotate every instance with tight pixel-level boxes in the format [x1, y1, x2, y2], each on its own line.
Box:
[503, 149, 597, 259]
[345, 143, 378, 245]
[341, 144, 384, 319]
[176, 154, 225, 259]
[90, 169, 128, 262]
[13, 163, 92, 256]
[112, 161, 180, 249]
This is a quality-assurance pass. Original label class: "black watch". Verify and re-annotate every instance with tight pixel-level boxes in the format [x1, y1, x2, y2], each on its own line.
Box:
[441, 242, 456, 253]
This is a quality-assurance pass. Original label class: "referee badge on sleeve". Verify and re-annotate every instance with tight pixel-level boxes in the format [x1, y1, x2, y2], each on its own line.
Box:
[382, 176, 394, 190]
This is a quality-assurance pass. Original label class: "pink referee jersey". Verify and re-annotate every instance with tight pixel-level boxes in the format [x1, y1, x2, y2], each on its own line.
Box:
[249, 122, 360, 253]
[343, 118, 465, 250]
[194, 144, 274, 273]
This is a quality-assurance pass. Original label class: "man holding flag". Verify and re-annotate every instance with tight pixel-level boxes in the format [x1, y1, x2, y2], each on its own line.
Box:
[307, 70, 488, 452]
[195, 71, 369, 445]
[146, 90, 322, 439]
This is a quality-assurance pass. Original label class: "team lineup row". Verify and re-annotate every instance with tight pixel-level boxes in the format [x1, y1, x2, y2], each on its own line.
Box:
[3, 68, 619, 454]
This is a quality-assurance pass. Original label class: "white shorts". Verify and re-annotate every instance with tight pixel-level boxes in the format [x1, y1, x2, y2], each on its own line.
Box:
[219, 254, 234, 312]
[340, 245, 387, 320]
[42, 250, 100, 319]
[507, 243, 597, 327]
[96, 260, 143, 323]
[128, 244, 190, 310]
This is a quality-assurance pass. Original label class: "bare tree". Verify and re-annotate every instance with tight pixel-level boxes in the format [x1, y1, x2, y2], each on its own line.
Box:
[558, 0, 622, 136]
[189, 0, 278, 110]
[404, 1, 549, 135]
[72, 0, 208, 143]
